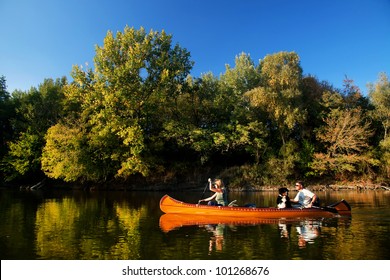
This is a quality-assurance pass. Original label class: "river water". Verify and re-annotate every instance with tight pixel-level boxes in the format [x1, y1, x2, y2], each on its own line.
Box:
[1, 188, 389, 260]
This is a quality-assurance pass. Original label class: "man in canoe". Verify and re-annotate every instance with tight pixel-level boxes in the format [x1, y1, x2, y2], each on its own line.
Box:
[198, 178, 228, 206]
[291, 181, 319, 208]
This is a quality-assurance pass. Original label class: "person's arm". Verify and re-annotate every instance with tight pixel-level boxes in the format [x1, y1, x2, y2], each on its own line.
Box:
[290, 193, 299, 203]
[308, 194, 317, 207]
[286, 196, 292, 208]
[209, 179, 222, 193]
[199, 193, 217, 203]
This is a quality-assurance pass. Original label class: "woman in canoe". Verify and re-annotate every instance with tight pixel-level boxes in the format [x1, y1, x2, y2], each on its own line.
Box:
[198, 178, 228, 206]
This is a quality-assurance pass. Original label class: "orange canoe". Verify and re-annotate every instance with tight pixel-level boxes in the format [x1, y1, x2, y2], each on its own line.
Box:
[159, 194, 351, 219]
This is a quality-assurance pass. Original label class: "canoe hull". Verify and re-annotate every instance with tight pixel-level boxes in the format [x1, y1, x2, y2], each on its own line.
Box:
[159, 195, 351, 219]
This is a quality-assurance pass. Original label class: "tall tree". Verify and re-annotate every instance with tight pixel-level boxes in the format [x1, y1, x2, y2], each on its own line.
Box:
[369, 73, 390, 138]
[241, 52, 306, 183]
[2, 78, 66, 181]
[0, 76, 12, 148]
[342, 75, 369, 110]
[0, 76, 13, 182]
[220, 52, 261, 96]
[42, 27, 193, 182]
[163, 53, 267, 167]
[368, 73, 390, 178]
[245, 51, 306, 146]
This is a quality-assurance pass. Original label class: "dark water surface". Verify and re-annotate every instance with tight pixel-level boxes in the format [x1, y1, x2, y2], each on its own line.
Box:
[1, 188, 389, 260]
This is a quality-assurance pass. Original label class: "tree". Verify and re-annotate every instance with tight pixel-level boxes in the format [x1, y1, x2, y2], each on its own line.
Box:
[0, 76, 12, 153]
[220, 52, 261, 96]
[241, 52, 306, 183]
[311, 107, 376, 179]
[41, 124, 89, 182]
[163, 53, 267, 168]
[368, 73, 390, 179]
[245, 51, 306, 146]
[342, 75, 369, 110]
[42, 27, 193, 182]
[2, 78, 66, 181]
[369, 73, 390, 138]
[300, 76, 335, 139]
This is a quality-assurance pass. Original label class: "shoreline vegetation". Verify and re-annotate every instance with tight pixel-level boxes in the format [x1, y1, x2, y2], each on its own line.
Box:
[2, 27, 390, 189]
[5, 176, 390, 192]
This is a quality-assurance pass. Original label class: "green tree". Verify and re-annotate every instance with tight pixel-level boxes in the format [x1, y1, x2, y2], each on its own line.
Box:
[0, 76, 14, 182]
[342, 76, 370, 111]
[42, 124, 89, 182]
[369, 73, 390, 138]
[0, 76, 12, 151]
[245, 51, 306, 146]
[220, 52, 261, 96]
[242, 52, 306, 184]
[368, 73, 390, 179]
[300, 76, 335, 139]
[163, 53, 267, 168]
[2, 78, 66, 181]
[42, 27, 193, 182]
[210, 53, 264, 161]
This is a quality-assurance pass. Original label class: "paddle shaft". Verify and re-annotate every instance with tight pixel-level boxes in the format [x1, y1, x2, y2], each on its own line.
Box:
[200, 181, 209, 200]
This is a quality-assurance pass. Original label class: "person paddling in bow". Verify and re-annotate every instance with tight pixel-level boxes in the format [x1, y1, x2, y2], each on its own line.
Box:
[198, 178, 228, 206]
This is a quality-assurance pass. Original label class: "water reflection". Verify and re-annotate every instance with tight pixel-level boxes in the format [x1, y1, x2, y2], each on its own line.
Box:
[277, 219, 322, 247]
[27, 195, 149, 259]
[0, 189, 388, 260]
[159, 213, 300, 232]
[296, 220, 321, 248]
[204, 224, 226, 253]
[278, 220, 292, 239]
[159, 213, 353, 255]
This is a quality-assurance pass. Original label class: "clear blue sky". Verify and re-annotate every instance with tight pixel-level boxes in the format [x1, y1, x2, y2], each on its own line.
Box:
[1, 0, 389, 95]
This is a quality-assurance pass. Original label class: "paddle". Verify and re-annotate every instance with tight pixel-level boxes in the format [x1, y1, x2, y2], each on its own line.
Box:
[198, 179, 211, 204]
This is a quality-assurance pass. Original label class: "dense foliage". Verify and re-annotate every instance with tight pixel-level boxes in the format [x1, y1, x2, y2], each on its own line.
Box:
[1, 27, 390, 188]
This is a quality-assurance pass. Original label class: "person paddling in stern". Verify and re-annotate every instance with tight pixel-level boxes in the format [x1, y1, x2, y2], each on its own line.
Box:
[290, 181, 319, 208]
[198, 178, 227, 206]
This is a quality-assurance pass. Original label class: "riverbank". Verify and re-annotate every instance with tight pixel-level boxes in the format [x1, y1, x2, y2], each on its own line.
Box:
[4, 179, 390, 192]
[227, 183, 390, 192]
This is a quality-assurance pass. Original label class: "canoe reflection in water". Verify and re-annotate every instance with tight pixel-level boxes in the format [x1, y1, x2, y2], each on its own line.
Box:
[159, 214, 350, 251]
[159, 213, 298, 232]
